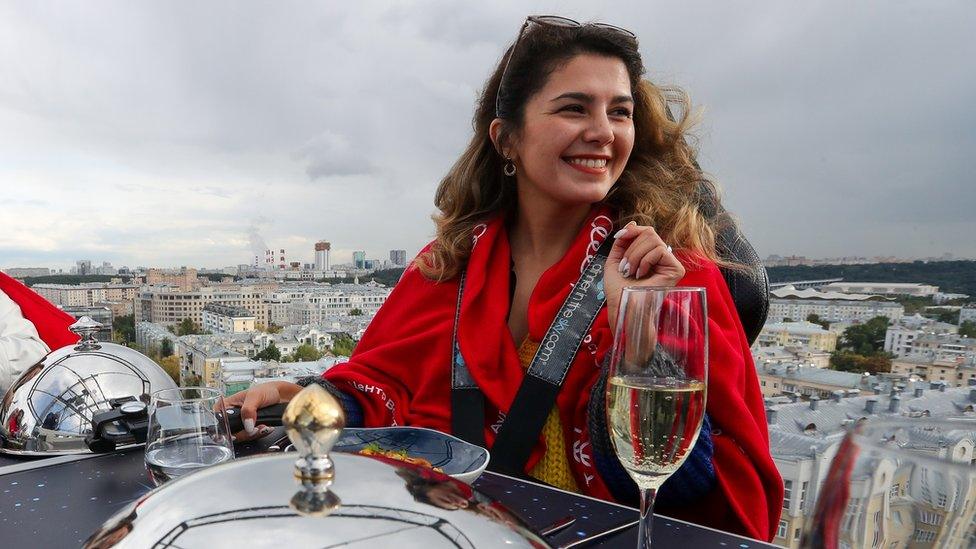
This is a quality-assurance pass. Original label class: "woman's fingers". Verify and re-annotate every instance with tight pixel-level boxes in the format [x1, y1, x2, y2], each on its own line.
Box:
[621, 232, 664, 278]
[240, 387, 272, 434]
[607, 221, 638, 264]
[638, 245, 686, 285]
[632, 244, 667, 280]
[223, 385, 279, 440]
[612, 224, 671, 279]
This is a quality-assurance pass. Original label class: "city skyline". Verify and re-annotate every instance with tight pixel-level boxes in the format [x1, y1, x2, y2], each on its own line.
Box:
[2, 247, 973, 274]
[1, 2, 974, 269]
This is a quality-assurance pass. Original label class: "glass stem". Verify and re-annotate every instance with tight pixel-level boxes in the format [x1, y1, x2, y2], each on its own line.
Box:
[638, 485, 658, 549]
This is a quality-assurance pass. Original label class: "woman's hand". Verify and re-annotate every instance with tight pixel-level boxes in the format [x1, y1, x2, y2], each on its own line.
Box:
[603, 221, 686, 332]
[222, 381, 303, 441]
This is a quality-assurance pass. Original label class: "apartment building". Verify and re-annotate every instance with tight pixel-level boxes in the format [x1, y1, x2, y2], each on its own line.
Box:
[202, 303, 256, 334]
[145, 267, 200, 291]
[885, 315, 959, 357]
[135, 321, 176, 352]
[136, 284, 275, 327]
[33, 282, 139, 308]
[820, 282, 939, 297]
[766, 386, 976, 548]
[755, 362, 874, 399]
[891, 355, 976, 386]
[911, 334, 976, 362]
[961, 305, 976, 325]
[754, 346, 832, 369]
[176, 335, 245, 388]
[285, 284, 392, 325]
[756, 321, 840, 353]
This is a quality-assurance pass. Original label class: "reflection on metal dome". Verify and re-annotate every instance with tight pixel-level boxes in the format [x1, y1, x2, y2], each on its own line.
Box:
[0, 317, 178, 455]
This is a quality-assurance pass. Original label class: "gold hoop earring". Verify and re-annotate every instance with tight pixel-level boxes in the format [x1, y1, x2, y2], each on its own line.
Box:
[503, 158, 517, 177]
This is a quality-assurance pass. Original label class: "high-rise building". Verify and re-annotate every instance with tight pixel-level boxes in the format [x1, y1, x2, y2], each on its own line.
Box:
[353, 251, 366, 269]
[76, 260, 92, 276]
[315, 241, 331, 271]
[390, 249, 407, 267]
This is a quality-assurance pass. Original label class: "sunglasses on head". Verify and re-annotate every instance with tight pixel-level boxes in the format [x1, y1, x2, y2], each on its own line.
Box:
[495, 15, 638, 118]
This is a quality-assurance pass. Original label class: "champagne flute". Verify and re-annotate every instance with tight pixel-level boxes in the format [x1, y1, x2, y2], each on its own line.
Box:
[606, 287, 708, 549]
[802, 418, 976, 549]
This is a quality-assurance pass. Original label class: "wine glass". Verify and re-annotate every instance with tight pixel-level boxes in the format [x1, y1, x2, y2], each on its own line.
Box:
[144, 387, 235, 486]
[606, 287, 708, 549]
[802, 418, 976, 549]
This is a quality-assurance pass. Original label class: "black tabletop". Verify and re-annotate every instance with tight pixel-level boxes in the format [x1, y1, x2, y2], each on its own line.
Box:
[0, 429, 775, 548]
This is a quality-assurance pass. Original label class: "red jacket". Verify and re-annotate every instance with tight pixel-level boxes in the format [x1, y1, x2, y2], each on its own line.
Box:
[324, 208, 783, 540]
[0, 272, 79, 351]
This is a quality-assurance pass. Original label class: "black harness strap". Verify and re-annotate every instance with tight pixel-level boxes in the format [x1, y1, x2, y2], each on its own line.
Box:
[451, 236, 614, 475]
[450, 270, 487, 448]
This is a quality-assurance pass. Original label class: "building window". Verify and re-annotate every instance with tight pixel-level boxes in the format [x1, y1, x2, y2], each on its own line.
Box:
[777, 520, 788, 539]
[800, 481, 809, 510]
[783, 480, 793, 510]
[890, 483, 900, 498]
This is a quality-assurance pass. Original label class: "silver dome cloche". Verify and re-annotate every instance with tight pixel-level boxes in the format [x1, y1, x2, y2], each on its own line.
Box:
[0, 316, 178, 455]
[84, 385, 552, 548]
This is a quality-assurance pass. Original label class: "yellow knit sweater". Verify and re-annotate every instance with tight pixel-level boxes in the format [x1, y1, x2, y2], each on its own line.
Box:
[518, 338, 580, 493]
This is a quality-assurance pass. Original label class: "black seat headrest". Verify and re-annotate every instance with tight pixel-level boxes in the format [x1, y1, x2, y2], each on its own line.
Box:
[697, 181, 769, 346]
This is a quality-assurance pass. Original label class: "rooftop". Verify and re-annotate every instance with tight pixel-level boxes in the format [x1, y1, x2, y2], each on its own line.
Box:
[767, 384, 976, 442]
[203, 302, 255, 318]
[770, 286, 883, 301]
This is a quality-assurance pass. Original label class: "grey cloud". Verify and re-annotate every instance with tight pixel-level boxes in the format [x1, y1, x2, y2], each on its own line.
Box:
[0, 198, 49, 207]
[0, 0, 973, 269]
[299, 131, 375, 179]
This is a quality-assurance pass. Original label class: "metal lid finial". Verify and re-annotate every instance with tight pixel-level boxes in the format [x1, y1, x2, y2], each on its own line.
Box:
[282, 384, 345, 515]
[69, 316, 103, 351]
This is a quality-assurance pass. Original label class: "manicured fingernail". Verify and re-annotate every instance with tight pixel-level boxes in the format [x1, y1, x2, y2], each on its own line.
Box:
[613, 228, 628, 238]
[622, 264, 631, 278]
[243, 418, 256, 435]
[231, 435, 237, 442]
[618, 258, 627, 273]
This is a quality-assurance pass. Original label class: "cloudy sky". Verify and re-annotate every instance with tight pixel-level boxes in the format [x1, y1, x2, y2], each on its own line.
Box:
[1, 1, 973, 270]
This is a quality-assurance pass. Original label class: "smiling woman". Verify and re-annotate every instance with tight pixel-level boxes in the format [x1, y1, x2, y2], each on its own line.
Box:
[226, 15, 783, 543]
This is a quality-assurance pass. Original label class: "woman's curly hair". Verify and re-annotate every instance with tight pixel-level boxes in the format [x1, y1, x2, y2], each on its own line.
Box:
[416, 22, 733, 281]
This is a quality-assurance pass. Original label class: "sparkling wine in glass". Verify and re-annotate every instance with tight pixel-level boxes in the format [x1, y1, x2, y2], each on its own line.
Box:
[606, 287, 708, 549]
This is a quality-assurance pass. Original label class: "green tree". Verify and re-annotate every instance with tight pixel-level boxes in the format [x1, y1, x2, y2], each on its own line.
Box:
[838, 316, 890, 355]
[254, 342, 281, 361]
[290, 344, 323, 362]
[806, 313, 830, 330]
[266, 323, 283, 334]
[159, 355, 181, 385]
[960, 321, 976, 338]
[349, 308, 364, 316]
[160, 337, 174, 357]
[830, 351, 892, 374]
[331, 333, 356, 357]
[935, 310, 960, 324]
[113, 314, 135, 344]
[177, 318, 202, 336]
